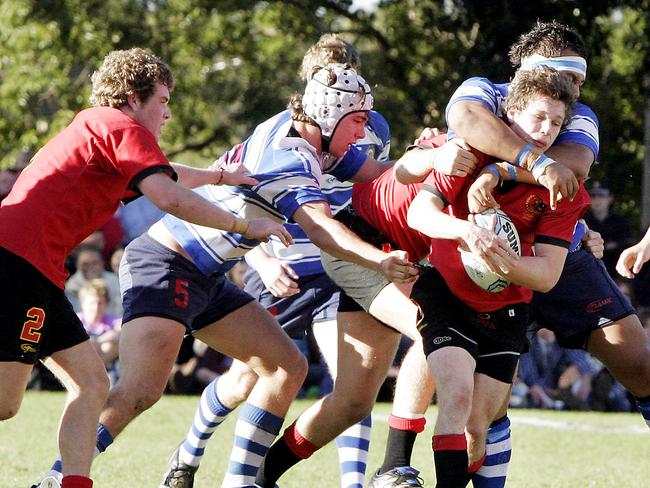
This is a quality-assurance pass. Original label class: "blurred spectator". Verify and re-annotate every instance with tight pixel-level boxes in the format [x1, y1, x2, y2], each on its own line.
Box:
[77, 279, 121, 380]
[515, 328, 595, 410]
[116, 195, 165, 244]
[65, 245, 122, 315]
[0, 167, 20, 201]
[110, 246, 125, 274]
[588, 356, 632, 412]
[584, 183, 632, 276]
[167, 336, 232, 394]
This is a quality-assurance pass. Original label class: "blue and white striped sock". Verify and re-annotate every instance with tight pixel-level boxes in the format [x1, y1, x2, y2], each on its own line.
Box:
[179, 379, 233, 467]
[48, 423, 114, 475]
[472, 416, 511, 488]
[335, 415, 372, 488]
[635, 396, 650, 429]
[221, 402, 284, 488]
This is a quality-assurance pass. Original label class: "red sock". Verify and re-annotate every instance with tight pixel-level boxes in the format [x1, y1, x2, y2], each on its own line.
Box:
[283, 422, 319, 459]
[62, 476, 93, 488]
[468, 452, 487, 473]
[388, 414, 426, 433]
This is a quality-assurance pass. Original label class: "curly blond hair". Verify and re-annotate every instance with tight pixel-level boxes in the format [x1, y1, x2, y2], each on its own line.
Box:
[90, 48, 174, 108]
[505, 67, 576, 125]
[300, 33, 361, 81]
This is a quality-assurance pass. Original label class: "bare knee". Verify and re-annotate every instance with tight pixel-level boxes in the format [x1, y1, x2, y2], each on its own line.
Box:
[439, 385, 473, 425]
[0, 401, 21, 420]
[108, 381, 165, 417]
[225, 368, 260, 402]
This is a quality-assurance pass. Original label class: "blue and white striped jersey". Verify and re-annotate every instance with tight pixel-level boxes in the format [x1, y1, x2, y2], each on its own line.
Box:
[445, 77, 599, 159]
[161, 112, 378, 276]
[251, 110, 391, 276]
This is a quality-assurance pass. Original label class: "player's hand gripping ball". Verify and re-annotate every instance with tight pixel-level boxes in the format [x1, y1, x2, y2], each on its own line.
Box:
[460, 208, 521, 293]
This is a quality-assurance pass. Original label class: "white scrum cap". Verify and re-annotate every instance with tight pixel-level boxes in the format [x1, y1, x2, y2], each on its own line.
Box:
[302, 64, 373, 140]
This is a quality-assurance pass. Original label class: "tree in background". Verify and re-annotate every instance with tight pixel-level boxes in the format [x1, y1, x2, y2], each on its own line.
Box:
[1, 0, 648, 229]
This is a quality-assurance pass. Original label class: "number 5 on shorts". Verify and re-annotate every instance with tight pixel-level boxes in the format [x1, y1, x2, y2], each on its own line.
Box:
[174, 279, 190, 309]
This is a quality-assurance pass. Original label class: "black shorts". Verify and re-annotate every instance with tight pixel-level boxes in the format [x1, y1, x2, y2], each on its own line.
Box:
[321, 206, 394, 313]
[412, 267, 529, 384]
[120, 234, 254, 332]
[0, 247, 88, 364]
[530, 249, 636, 349]
[243, 269, 339, 339]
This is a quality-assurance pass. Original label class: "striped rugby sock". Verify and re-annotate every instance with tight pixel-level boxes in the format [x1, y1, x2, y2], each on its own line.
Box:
[179, 379, 233, 467]
[472, 416, 511, 488]
[335, 415, 372, 488]
[221, 402, 284, 487]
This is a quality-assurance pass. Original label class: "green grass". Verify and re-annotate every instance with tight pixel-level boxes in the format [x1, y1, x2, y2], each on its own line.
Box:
[2, 391, 649, 487]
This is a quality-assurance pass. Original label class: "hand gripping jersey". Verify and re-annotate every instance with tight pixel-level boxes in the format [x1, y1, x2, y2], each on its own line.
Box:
[422, 168, 590, 312]
[445, 77, 599, 159]
[162, 112, 370, 276]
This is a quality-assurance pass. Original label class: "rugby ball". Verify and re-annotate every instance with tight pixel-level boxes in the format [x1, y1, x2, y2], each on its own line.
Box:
[460, 208, 521, 293]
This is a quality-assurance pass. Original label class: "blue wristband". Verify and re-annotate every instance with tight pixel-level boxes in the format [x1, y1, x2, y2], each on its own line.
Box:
[515, 143, 534, 167]
[507, 164, 516, 181]
[486, 164, 500, 178]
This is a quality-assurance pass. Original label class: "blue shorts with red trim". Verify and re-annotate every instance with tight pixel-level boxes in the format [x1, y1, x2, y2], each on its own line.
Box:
[243, 268, 339, 339]
[120, 234, 254, 332]
[530, 249, 635, 349]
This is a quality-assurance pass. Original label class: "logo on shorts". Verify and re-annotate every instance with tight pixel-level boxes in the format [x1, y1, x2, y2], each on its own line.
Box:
[433, 336, 452, 345]
[586, 297, 612, 313]
[477, 313, 496, 329]
[20, 343, 37, 353]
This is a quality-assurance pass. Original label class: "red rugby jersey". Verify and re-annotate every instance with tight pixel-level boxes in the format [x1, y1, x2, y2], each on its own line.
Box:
[0, 107, 174, 288]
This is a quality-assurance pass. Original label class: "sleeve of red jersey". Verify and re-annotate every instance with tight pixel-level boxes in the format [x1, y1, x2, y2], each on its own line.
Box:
[535, 186, 591, 248]
[421, 169, 468, 208]
[106, 126, 175, 189]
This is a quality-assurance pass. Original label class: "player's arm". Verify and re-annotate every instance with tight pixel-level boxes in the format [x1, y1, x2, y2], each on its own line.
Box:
[138, 173, 292, 245]
[406, 187, 514, 272]
[348, 156, 394, 182]
[497, 242, 568, 293]
[616, 227, 650, 278]
[393, 139, 478, 184]
[292, 201, 418, 283]
[448, 100, 579, 208]
[170, 162, 258, 188]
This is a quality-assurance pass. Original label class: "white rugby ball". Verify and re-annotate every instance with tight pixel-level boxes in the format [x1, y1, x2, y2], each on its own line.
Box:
[460, 208, 521, 293]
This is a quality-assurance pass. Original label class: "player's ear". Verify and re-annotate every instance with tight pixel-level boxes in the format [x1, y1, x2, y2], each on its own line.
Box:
[506, 108, 516, 124]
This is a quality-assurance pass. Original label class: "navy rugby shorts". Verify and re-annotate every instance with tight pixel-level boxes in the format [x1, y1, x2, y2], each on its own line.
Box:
[530, 249, 635, 349]
[243, 268, 339, 339]
[120, 234, 254, 332]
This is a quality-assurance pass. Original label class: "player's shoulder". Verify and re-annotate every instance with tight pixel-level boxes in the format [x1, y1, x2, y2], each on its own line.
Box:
[572, 102, 599, 125]
[367, 111, 390, 140]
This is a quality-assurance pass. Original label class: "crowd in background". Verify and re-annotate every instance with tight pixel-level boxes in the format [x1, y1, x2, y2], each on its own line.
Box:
[2, 158, 645, 413]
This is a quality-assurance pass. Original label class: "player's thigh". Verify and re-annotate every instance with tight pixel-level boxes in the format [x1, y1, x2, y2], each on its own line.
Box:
[45, 339, 109, 393]
[332, 311, 400, 398]
[117, 316, 186, 391]
[368, 281, 420, 340]
[312, 319, 338, 377]
[587, 314, 650, 396]
[0, 361, 32, 418]
[195, 300, 301, 375]
[392, 340, 435, 414]
[468, 373, 512, 432]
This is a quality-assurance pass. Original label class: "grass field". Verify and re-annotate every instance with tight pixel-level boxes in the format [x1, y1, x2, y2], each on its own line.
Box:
[2, 391, 649, 487]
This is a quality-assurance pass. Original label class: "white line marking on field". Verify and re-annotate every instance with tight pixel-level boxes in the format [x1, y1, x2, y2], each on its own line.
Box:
[372, 413, 648, 435]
